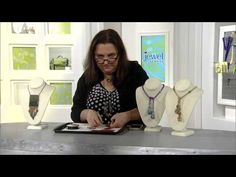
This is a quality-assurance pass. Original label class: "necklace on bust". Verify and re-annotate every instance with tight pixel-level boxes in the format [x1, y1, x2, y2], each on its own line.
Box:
[173, 86, 197, 122]
[27, 83, 46, 119]
[142, 84, 164, 119]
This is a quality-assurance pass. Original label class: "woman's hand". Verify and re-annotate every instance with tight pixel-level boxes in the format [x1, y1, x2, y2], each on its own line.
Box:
[84, 109, 103, 127]
[109, 112, 130, 128]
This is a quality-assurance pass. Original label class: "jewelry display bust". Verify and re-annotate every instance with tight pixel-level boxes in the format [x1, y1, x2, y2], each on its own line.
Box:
[165, 79, 203, 136]
[20, 77, 55, 129]
[136, 78, 170, 132]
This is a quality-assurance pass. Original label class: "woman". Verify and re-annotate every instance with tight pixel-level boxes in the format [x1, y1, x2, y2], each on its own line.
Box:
[71, 29, 148, 128]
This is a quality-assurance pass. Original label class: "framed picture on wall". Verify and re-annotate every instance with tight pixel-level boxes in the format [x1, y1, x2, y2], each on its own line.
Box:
[47, 22, 71, 35]
[47, 45, 72, 71]
[139, 32, 169, 84]
[11, 22, 37, 34]
[10, 45, 37, 70]
[217, 25, 236, 106]
[49, 81, 73, 105]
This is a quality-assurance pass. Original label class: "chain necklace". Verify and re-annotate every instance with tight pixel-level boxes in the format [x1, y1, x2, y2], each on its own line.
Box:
[27, 83, 46, 119]
[173, 86, 197, 122]
[142, 84, 164, 119]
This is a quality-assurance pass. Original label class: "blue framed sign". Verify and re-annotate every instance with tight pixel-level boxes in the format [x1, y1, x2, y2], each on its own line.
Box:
[141, 34, 166, 82]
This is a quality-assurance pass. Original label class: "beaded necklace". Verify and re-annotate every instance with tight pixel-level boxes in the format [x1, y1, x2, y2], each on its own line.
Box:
[173, 86, 197, 122]
[142, 84, 164, 119]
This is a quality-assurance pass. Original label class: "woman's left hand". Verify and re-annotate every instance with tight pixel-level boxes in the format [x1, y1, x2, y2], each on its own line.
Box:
[109, 112, 130, 128]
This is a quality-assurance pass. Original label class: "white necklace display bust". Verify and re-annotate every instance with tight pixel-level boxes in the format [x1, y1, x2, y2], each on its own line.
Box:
[21, 77, 55, 129]
[136, 78, 170, 132]
[165, 79, 203, 136]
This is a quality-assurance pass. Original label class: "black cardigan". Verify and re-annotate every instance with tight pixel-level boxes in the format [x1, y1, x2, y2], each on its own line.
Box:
[71, 61, 149, 123]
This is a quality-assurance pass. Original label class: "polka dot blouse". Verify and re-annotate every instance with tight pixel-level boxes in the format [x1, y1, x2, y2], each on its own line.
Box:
[86, 83, 121, 124]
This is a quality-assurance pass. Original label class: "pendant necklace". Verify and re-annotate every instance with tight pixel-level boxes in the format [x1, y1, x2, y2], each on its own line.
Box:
[173, 86, 197, 122]
[142, 84, 164, 119]
[106, 78, 112, 82]
[28, 83, 46, 119]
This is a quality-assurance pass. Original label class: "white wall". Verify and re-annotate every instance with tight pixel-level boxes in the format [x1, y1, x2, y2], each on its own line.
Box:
[174, 23, 203, 129]
[104, 22, 121, 36]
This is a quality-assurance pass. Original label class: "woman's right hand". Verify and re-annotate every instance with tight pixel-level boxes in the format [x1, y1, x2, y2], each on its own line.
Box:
[85, 109, 103, 127]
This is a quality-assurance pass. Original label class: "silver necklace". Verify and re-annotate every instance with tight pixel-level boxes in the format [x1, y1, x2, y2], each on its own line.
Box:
[142, 84, 164, 119]
[27, 83, 46, 119]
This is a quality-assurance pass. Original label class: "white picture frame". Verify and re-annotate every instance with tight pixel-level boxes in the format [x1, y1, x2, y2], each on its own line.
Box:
[217, 25, 236, 106]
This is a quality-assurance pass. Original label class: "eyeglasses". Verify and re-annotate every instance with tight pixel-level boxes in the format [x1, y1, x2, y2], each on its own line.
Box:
[95, 54, 118, 64]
